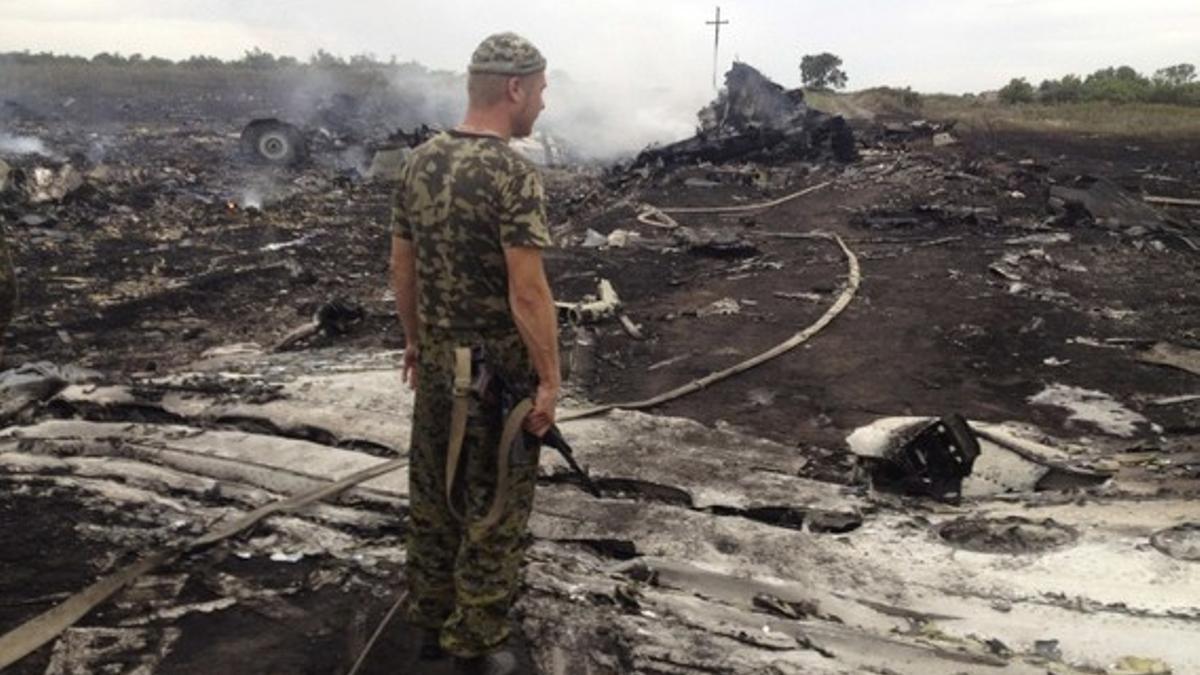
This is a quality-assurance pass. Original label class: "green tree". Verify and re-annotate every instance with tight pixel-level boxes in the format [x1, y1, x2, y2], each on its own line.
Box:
[349, 53, 381, 67]
[800, 53, 849, 90]
[999, 77, 1035, 104]
[309, 49, 345, 67]
[238, 47, 277, 69]
[1082, 66, 1150, 102]
[91, 52, 127, 66]
[1154, 63, 1196, 86]
[1038, 74, 1083, 103]
[1114, 65, 1141, 81]
[182, 55, 224, 68]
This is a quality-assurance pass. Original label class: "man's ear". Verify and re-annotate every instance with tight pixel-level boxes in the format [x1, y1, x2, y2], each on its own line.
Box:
[506, 76, 523, 103]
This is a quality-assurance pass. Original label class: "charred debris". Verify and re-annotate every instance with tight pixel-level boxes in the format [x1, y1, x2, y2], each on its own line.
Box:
[230, 63, 858, 175]
[628, 62, 857, 172]
[2, 55, 1200, 675]
[2, 58, 1197, 378]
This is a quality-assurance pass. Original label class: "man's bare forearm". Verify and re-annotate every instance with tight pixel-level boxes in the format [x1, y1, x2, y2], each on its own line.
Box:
[509, 269, 560, 388]
[390, 236, 420, 345]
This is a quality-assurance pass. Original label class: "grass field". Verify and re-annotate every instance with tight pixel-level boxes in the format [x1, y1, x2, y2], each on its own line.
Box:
[807, 88, 1200, 138]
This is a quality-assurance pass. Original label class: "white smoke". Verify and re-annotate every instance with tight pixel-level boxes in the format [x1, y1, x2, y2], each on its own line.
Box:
[236, 62, 708, 164]
[0, 133, 59, 158]
[240, 189, 264, 209]
[539, 75, 707, 161]
[373, 66, 706, 162]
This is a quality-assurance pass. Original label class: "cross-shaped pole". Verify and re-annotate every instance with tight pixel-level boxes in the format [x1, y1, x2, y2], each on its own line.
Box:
[706, 6, 729, 90]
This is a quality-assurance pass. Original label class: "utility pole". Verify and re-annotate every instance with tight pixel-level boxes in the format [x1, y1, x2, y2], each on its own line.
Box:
[706, 6, 729, 90]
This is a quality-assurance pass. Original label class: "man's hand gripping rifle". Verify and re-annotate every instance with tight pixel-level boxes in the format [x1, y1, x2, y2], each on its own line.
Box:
[470, 348, 601, 499]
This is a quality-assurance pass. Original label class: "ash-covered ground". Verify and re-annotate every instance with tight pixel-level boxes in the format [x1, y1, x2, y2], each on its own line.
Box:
[1, 65, 1199, 674]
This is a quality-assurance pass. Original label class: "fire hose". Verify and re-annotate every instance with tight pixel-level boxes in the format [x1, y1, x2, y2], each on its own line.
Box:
[0, 181, 860, 672]
[564, 181, 858, 421]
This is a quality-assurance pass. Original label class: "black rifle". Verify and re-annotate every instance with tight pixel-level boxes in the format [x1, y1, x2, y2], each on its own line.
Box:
[470, 349, 602, 498]
[538, 425, 602, 498]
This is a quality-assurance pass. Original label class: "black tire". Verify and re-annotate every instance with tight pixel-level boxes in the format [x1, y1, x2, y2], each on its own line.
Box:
[239, 119, 307, 166]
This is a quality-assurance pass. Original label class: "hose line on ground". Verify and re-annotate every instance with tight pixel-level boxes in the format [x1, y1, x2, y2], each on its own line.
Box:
[565, 183, 860, 420]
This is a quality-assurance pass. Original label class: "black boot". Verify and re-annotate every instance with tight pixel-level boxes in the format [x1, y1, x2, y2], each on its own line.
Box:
[419, 629, 448, 661]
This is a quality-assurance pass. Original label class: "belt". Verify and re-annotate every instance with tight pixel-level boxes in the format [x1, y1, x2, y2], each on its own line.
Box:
[444, 347, 473, 524]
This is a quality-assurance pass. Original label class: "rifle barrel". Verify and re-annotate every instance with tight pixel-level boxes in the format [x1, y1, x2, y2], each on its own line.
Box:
[545, 427, 602, 498]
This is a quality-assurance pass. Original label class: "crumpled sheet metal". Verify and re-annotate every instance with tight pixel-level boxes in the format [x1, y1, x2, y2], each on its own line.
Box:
[847, 416, 1112, 496]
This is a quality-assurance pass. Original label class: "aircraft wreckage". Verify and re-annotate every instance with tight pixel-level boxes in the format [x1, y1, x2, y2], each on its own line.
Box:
[1, 60, 1198, 674]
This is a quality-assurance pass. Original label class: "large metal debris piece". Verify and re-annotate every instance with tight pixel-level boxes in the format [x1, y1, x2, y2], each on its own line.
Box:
[883, 414, 979, 502]
[848, 416, 1113, 499]
[852, 414, 981, 502]
[698, 62, 812, 135]
[1049, 176, 1169, 232]
[632, 62, 856, 169]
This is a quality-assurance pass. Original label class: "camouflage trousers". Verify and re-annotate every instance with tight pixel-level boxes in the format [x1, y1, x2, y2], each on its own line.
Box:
[404, 328, 540, 658]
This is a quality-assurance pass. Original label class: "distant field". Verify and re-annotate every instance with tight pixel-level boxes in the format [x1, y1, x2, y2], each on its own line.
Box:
[807, 88, 1200, 138]
[0, 61, 454, 126]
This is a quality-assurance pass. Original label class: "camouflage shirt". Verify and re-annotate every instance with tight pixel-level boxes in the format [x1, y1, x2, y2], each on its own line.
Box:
[392, 131, 551, 333]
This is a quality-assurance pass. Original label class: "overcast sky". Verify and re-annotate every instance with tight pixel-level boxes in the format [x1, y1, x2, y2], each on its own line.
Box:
[1, 0, 1197, 96]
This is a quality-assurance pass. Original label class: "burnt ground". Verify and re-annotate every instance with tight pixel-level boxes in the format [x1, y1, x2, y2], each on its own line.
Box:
[1, 84, 1199, 674]
[584, 132, 1200, 450]
[0, 469, 438, 674]
[6, 118, 1198, 455]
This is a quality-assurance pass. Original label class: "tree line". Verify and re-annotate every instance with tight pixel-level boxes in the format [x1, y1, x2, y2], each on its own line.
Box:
[0, 48, 409, 70]
[999, 64, 1199, 106]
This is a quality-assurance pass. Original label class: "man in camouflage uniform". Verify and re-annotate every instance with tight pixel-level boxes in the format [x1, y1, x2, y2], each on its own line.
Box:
[390, 32, 559, 675]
